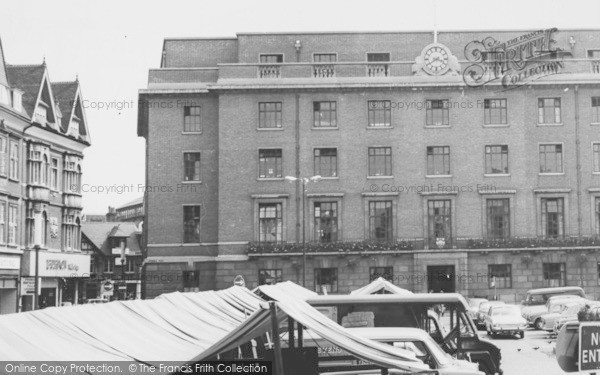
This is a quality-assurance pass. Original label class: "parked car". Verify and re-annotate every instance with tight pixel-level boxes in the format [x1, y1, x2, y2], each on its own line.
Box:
[475, 300, 505, 329]
[520, 286, 586, 324]
[467, 298, 488, 321]
[526, 295, 584, 329]
[540, 300, 587, 332]
[555, 302, 600, 334]
[284, 327, 484, 375]
[484, 305, 527, 339]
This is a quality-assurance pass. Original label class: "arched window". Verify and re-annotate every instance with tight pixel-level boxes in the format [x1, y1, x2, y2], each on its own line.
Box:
[74, 217, 81, 251]
[76, 165, 81, 191]
[42, 155, 48, 186]
[42, 211, 47, 247]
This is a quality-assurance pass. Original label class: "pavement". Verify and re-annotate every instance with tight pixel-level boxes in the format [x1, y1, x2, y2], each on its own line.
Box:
[477, 327, 579, 375]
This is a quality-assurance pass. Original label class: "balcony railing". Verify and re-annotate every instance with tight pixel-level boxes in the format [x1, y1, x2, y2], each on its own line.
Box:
[367, 63, 389, 77]
[248, 240, 416, 255]
[464, 236, 600, 249]
[214, 59, 600, 81]
[313, 64, 335, 78]
[258, 65, 281, 78]
[247, 236, 600, 255]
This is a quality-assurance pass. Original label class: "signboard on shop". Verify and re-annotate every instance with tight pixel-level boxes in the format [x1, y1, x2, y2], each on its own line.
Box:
[0, 255, 20, 270]
[28, 251, 90, 277]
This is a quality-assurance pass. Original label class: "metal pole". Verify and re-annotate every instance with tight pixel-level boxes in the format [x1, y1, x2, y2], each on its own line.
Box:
[269, 302, 285, 375]
[287, 317, 295, 349]
[302, 179, 306, 287]
[34, 245, 40, 310]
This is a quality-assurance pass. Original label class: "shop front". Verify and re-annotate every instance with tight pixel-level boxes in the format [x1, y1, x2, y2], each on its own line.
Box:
[0, 253, 20, 314]
[21, 249, 90, 310]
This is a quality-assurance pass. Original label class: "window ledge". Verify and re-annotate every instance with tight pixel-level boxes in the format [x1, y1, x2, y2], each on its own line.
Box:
[593, 172, 600, 175]
[367, 176, 394, 179]
[483, 124, 510, 128]
[539, 172, 565, 176]
[484, 173, 511, 177]
[537, 123, 563, 126]
[424, 125, 451, 129]
[257, 178, 284, 181]
[180, 180, 202, 184]
[366, 126, 393, 130]
[591, 123, 600, 126]
[257, 127, 284, 131]
[425, 175, 453, 178]
[8, 178, 19, 183]
[181, 131, 202, 135]
[311, 127, 339, 130]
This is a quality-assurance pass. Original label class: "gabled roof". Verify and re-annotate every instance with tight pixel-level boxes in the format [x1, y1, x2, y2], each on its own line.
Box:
[116, 196, 144, 210]
[81, 222, 142, 256]
[52, 81, 78, 132]
[0, 38, 8, 87]
[5, 64, 45, 117]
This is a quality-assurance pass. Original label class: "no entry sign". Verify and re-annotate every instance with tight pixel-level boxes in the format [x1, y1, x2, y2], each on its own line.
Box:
[579, 322, 600, 371]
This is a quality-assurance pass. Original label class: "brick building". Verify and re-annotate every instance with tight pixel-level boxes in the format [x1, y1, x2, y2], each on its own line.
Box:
[138, 29, 600, 302]
[0, 38, 91, 313]
[81, 221, 143, 301]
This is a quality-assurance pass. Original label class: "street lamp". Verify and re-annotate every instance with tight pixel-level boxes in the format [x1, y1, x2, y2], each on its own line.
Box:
[284, 175, 322, 287]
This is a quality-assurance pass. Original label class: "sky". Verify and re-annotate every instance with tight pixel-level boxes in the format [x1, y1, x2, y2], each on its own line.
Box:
[1, 0, 599, 214]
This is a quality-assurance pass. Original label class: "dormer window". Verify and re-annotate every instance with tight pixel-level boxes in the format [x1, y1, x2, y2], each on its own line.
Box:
[11, 90, 22, 112]
[0, 85, 10, 106]
[34, 102, 48, 125]
[112, 238, 126, 250]
[69, 117, 80, 138]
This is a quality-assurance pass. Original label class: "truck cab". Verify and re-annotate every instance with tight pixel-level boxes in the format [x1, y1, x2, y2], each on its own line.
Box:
[307, 294, 502, 375]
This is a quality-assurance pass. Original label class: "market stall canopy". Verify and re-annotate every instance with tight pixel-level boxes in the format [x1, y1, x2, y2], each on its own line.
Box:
[254, 280, 318, 301]
[0, 286, 263, 362]
[189, 297, 429, 373]
[350, 277, 413, 295]
[0, 281, 428, 373]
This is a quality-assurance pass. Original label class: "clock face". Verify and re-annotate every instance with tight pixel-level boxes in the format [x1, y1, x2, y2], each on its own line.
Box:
[424, 45, 449, 74]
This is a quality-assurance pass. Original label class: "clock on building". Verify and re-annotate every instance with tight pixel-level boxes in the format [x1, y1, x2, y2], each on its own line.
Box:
[412, 43, 460, 76]
[423, 45, 450, 74]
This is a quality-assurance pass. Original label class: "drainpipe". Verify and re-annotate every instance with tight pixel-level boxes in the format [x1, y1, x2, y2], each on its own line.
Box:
[574, 85, 582, 239]
[295, 93, 301, 258]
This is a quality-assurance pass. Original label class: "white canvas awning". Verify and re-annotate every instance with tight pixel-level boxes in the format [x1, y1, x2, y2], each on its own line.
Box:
[350, 277, 413, 295]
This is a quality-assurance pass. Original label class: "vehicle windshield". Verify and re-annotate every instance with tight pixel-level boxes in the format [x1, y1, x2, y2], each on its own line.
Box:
[563, 305, 581, 315]
[469, 299, 485, 308]
[491, 306, 520, 316]
[479, 302, 490, 312]
[425, 337, 451, 366]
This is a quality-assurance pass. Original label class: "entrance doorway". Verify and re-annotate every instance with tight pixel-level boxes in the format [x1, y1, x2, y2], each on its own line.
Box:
[39, 287, 56, 309]
[427, 265, 456, 293]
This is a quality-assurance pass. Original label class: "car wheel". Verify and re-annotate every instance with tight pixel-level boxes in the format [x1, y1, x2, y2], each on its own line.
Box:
[534, 319, 543, 330]
[518, 331, 525, 339]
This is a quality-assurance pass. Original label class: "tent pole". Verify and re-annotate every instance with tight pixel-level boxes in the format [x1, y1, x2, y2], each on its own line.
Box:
[298, 323, 303, 348]
[270, 302, 285, 375]
[287, 317, 295, 348]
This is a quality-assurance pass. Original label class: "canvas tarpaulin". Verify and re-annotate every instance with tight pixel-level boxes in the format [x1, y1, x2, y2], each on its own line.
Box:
[0, 282, 429, 373]
[0, 286, 263, 362]
[350, 277, 413, 295]
[191, 288, 430, 373]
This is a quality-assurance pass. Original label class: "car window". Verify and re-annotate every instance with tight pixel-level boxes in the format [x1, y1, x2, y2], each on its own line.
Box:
[491, 306, 520, 316]
[528, 294, 545, 305]
[392, 341, 427, 357]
